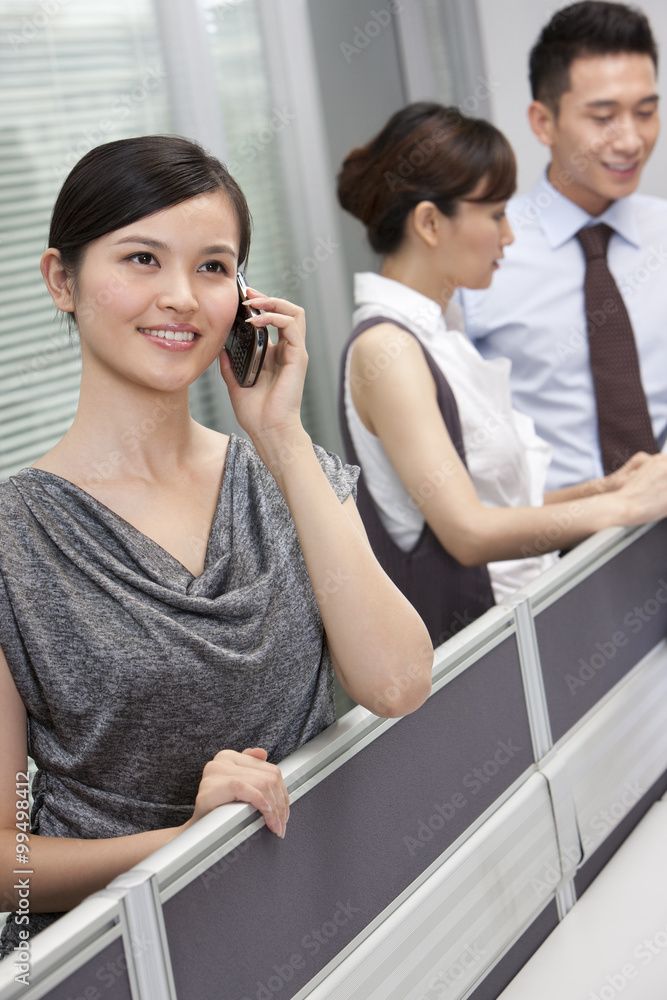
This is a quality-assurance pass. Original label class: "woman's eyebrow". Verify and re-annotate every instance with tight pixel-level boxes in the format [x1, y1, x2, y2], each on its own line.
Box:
[202, 244, 237, 257]
[113, 236, 237, 257]
[114, 235, 167, 249]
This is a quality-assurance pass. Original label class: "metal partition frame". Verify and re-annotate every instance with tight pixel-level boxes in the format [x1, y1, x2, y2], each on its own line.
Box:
[521, 520, 667, 919]
[0, 894, 138, 1000]
[516, 521, 667, 743]
[541, 641, 667, 884]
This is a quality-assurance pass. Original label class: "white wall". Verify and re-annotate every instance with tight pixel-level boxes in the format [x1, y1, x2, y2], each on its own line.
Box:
[477, 0, 667, 198]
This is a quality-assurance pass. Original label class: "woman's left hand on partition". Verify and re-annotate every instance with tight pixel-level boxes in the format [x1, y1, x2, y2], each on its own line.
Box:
[219, 289, 308, 452]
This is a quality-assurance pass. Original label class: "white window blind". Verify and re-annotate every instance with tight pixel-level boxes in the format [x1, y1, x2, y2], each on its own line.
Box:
[0, 0, 346, 481]
[203, 0, 295, 300]
[202, 0, 332, 448]
[0, 0, 171, 482]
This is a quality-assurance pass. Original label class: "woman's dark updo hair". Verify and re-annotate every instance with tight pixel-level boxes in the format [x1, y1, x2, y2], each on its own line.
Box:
[337, 102, 516, 254]
[49, 134, 251, 310]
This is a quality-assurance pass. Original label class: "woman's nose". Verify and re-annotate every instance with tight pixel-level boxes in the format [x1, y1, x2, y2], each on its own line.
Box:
[501, 217, 515, 247]
[156, 273, 198, 314]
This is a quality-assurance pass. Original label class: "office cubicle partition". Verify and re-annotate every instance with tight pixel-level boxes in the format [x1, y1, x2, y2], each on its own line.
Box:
[524, 521, 667, 899]
[532, 520, 667, 742]
[1, 521, 665, 999]
[159, 623, 535, 999]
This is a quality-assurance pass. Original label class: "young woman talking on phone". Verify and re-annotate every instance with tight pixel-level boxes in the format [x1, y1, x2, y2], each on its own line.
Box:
[337, 103, 667, 645]
[0, 136, 432, 958]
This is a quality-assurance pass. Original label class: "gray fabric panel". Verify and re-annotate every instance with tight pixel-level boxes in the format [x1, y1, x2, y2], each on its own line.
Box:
[467, 900, 559, 1000]
[535, 521, 667, 743]
[163, 636, 533, 1000]
[40, 937, 131, 1000]
[575, 767, 667, 899]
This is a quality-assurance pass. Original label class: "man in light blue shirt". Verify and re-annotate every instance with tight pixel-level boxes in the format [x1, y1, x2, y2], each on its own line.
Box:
[461, 1, 666, 491]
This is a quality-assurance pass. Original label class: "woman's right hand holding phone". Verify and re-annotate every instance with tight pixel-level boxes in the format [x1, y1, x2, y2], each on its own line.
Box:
[183, 747, 290, 838]
[219, 289, 310, 468]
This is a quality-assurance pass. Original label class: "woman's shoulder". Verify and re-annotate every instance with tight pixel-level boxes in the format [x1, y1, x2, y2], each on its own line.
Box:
[353, 318, 416, 349]
[0, 470, 79, 549]
[0, 474, 28, 513]
[349, 315, 426, 368]
[0, 474, 46, 570]
[232, 434, 359, 506]
[348, 321, 437, 403]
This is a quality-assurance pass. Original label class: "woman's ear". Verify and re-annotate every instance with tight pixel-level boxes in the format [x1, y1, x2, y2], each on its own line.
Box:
[410, 201, 443, 249]
[40, 248, 76, 313]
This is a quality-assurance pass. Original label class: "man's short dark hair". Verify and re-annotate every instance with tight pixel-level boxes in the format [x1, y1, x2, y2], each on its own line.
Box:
[530, 2, 658, 112]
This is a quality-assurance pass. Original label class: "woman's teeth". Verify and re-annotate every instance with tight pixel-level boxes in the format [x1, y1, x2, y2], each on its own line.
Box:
[138, 328, 195, 342]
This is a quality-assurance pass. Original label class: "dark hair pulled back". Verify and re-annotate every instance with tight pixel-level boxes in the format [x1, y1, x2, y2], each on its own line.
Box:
[49, 134, 251, 307]
[337, 102, 516, 255]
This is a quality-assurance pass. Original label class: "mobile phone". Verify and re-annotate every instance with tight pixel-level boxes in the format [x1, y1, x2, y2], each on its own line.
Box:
[224, 272, 269, 387]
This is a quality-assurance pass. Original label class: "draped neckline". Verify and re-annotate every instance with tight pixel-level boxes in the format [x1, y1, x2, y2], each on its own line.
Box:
[16, 434, 237, 585]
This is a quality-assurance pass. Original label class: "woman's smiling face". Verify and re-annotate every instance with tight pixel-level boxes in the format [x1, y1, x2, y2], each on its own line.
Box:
[64, 189, 241, 392]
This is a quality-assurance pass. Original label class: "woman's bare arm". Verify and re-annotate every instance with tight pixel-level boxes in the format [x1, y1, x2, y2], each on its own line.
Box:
[351, 325, 667, 565]
[544, 452, 653, 504]
[0, 646, 289, 914]
[221, 295, 433, 719]
[258, 440, 433, 717]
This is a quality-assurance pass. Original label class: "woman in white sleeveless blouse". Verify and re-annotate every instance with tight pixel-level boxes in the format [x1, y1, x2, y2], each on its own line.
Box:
[337, 103, 667, 611]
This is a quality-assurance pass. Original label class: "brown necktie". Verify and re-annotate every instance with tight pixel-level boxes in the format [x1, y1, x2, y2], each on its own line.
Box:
[576, 223, 657, 474]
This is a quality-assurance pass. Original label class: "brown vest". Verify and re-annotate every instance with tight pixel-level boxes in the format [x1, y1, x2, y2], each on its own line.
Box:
[339, 317, 495, 647]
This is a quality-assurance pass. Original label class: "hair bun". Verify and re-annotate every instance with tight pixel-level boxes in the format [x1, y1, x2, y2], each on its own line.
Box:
[336, 103, 516, 255]
[337, 146, 380, 227]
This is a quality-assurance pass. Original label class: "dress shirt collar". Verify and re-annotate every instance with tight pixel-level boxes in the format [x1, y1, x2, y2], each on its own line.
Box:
[354, 272, 446, 343]
[526, 170, 641, 250]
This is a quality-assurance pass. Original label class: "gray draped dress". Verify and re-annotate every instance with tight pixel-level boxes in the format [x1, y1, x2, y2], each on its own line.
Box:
[0, 435, 358, 957]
